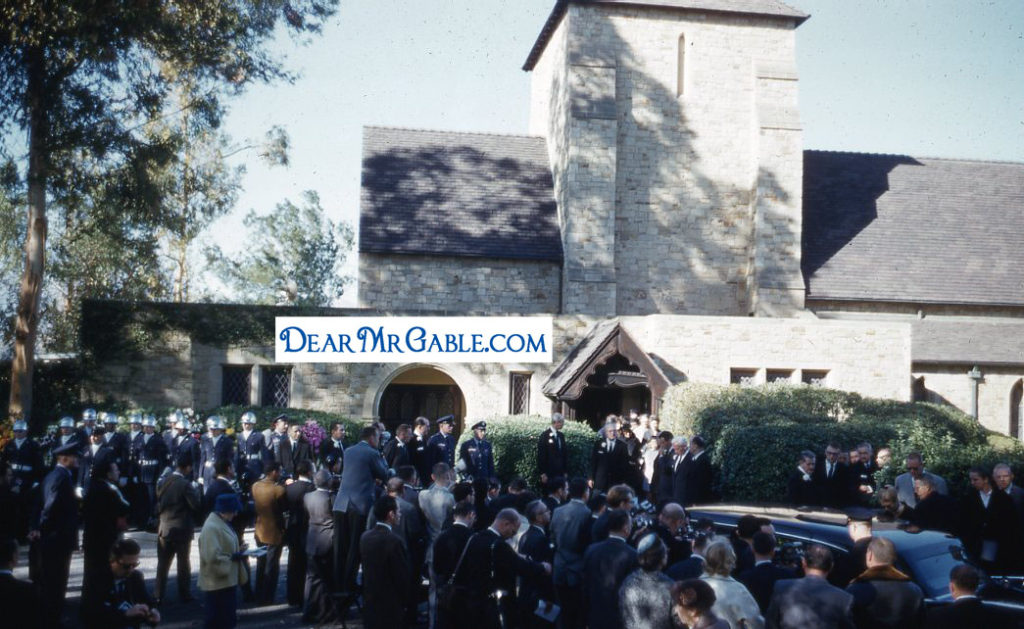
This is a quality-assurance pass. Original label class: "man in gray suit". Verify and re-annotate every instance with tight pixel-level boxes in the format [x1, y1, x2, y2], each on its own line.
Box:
[767, 543, 856, 629]
[303, 470, 338, 626]
[550, 477, 591, 629]
[155, 454, 201, 605]
[332, 425, 389, 602]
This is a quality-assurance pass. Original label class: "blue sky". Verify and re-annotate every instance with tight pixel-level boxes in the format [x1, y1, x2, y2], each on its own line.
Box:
[215, 0, 1023, 304]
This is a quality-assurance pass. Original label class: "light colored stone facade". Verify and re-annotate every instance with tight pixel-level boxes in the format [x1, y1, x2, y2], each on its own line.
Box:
[913, 366, 1024, 436]
[359, 253, 560, 314]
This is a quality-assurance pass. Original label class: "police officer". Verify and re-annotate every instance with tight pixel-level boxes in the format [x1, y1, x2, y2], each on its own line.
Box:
[427, 415, 456, 470]
[54, 416, 84, 455]
[30, 440, 81, 629]
[168, 413, 200, 481]
[458, 421, 495, 481]
[236, 411, 269, 493]
[1, 419, 44, 540]
[102, 412, 129, 475]
[80, 407, 98, 443]
[136, 415, 170, 528]
[78, 426, 115, 497]
[199, 415, 234, 489]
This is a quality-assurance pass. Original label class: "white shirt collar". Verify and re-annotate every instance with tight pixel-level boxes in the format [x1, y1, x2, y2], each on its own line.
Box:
[378, 522, 393, 531]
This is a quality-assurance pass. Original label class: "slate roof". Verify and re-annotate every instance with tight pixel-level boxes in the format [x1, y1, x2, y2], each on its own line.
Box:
[803, 151, 1024, 307]
[912, 320, 1024, 366]
[359, 127, 562, 262]
[524, 0, 809, 70]
[543, 320, 621, 396]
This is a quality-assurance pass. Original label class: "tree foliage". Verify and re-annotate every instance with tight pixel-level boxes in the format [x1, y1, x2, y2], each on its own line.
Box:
[0, 0, 340, 421]
[209, 191, 354, 306]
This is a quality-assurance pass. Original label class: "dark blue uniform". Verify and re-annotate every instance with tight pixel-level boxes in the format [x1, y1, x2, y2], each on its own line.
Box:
[169, 432, 201, 481]
[34, 463, 80, 628]
[426, 432, 456, 470]
[1, 437, 44, 539]
[236, 430, 271, 491]
[135, 433, 169, 525]
[199, 434, 235, 487]
[104, 431, 130, 472]
[458, 437, 495, 481]
[78, 443, 115, 492]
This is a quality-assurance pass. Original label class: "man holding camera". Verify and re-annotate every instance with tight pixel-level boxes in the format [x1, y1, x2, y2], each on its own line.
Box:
[81, 538, 162, 629]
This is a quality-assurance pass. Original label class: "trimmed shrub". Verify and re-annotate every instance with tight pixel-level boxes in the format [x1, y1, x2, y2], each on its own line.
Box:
[455, 414, 595, 486]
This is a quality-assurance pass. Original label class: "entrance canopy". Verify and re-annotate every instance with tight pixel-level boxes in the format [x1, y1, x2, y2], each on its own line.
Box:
[542, 320, 671, 414]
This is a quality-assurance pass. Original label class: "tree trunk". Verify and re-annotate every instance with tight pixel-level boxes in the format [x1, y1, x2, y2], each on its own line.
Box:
[10, 46, 49, 425]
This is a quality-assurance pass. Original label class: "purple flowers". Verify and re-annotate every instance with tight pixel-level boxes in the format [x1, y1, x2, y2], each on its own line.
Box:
[300, 418, 327, 456]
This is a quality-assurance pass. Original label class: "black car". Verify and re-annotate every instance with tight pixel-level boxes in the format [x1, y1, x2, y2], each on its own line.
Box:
[687, 504, 1024, 626]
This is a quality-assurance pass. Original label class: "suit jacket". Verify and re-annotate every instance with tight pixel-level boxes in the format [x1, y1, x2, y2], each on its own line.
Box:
[904, 490, 957, 533]
[383, 438, 410, 470]
[81, 567, 155, 629]
[739, 561, 798, 614]
[360, 524, 412, 629]
[684, 450, 713, 505]
[894, 470, 947, 507]
[304, 488, 335, 557]
[368, 495, 425, 557]
[787, 469, 820, 507]
[455, 528, 545, 604]
[669, 452, 690, 506]
[590, 438, 628, 492]
[766, 576, 855, 629]
[79, 443, 115, 489]
[432, 522, 474, 583]
[157, 472, 201, 541]
[537, 427, 568, 480]
[202, 476, 236, 515]
[0, 573, 41, 629]
[276, 438, 312, 478]
[169, 434, 201, 481]
[284, 478, 315, 546]
[81, 477, 130, 556]
[959, 488, 1020, 571]
[924, 596, 991, 629]
[517, 524, 555, 613]
[409, 432, 430, 484]
[426, 432, 455, 470]
[582, 537, 639, 629]
[550, 499, 591, 586]
[813, 460, 851, 508]
[333, 441, 389, 515]
[36, 465, 79, 551]
[252, 478, 287, 545]
[200, 434, 235, 487]
[319, 438, 346, 472]
[651, 449, 675, 505]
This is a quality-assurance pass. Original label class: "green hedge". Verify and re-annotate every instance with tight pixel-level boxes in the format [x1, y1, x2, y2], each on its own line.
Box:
[455, 414, 595, 486]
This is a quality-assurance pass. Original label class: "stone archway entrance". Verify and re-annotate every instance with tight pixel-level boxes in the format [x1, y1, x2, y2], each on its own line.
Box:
[377, 366, 466, 433]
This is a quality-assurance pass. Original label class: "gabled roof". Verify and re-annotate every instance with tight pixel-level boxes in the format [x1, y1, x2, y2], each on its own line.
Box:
[359, 126, 562, 262]
[524, 0, 809, 70]
[912, 319, 1024, 366]
[803, 151, 1024, 307]
[542, 319, 671, 400]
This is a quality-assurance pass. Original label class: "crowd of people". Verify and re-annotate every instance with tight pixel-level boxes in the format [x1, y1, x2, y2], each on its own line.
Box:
[0, 408, 1020, 629]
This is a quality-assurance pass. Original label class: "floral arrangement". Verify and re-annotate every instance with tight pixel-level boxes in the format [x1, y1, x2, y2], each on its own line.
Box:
[0, 419, 12, 452]
[300, 418, 327, 456]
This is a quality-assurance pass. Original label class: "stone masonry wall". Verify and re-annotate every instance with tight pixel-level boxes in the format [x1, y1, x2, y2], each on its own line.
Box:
[82, 331, 193, 409]
[359, 253, 560, 314]
[913, 365, 1024, 436]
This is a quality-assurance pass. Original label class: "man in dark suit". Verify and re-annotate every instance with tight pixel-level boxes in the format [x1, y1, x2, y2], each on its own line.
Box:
[410, 417, 431, 485]
[383, 424, 412, 470]
[277, 423, 313, 480]
[81, 457, 131, 599]
[518, 500, 557, 629]
[959, 465, 1020, 573]
[787, 450, 821, 506]
[541, 476, 567, 514]
[582, 509, 638, 629]
[0, 538, 41, 629]
[649, 430, 675, 507]
[738, 531, 796, 614]
[202, 458, 237, 515]
[320, 422, 347, 472]
[683, 435, 713, 506]
[455, 508, 549, 629]
[458, 421, 495, 481]
[199, 416, 234, 488]
[904, 475, 957, 533]
[926, 564, 991, 628]
[849, 442, 877, 505]
[550, 477, 591, 629]
[432, 501, 476, 629]
[30, 441, 81, 629]
[813, 442, 850, 508]
[155, 454, 201, 605]
[537, 413, 568, 485]
[649, 502, 692, 566]
[993, 462, 1024, 564]
[360, 496, 413, 629]
[236, 412, 270, 493]
[426, 415, 456, 470]
[333, 425, 389, 600]
[668, 436, 690, 506]
[284, 460, 315, 606]
[302, 471, 338, 626]
[81, 538, 161, 629]
[766, 543, 855, 629]
[589, 423, 627, 493]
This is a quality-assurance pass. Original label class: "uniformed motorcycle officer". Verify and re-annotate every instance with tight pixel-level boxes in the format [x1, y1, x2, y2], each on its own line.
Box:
[102, 412, 130, 475]
[236, 411, 269, 494]
[199, 415, 234, 489]
[1, 419, 44, 540]
[135, 415, 170, 528]
[79, 407, 98, 444]
[167, 413, 200, 481]
[426, 415, 456, 470]
[55, 415, 84, 455]
[30, 440, 81, 629]
[458, 420, 495, 481]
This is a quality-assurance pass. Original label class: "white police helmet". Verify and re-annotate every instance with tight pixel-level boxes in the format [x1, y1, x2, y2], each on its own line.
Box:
[129, 413, 143, 426]
[82, 408, 97, 422]
[174, 417, 191, 431]
[12, 420, 28, 432]
[103, 412, 119, 425]
[208, 416, 226, 431]
[240, 411, 257, 425]
[141, 415, 157, 428]
[168, 410, 184, 426]
[59, 416, 75, 429]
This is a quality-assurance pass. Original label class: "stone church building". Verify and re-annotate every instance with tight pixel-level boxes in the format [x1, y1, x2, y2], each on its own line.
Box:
[86, 0, 1024, 437]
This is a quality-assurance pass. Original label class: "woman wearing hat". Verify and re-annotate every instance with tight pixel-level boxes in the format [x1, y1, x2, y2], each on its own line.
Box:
[199, 493, 249, 629]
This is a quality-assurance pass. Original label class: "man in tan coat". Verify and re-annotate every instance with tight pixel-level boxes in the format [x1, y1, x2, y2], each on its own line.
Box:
[252, 460, 287, 605]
